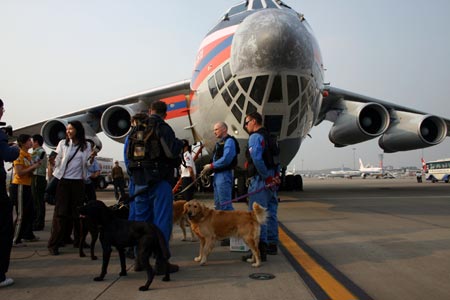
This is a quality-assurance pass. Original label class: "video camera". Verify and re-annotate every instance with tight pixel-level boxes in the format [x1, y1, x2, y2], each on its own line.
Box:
[0, 122, 12, 137]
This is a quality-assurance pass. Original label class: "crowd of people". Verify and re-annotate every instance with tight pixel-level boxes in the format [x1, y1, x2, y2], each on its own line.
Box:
[0, 96, 281, 288]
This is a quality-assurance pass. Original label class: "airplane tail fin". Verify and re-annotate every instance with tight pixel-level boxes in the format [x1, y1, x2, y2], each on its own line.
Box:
[359, 158, 364, 169]
[421, 157, 428, 172]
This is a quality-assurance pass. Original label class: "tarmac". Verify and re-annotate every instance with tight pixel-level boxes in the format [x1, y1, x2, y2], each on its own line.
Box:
[3, 177, 450, 300]
[2, 188, 314, 300]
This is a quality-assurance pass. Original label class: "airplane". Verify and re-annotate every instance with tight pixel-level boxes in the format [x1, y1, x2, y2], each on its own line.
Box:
[329, 169, 361, 179]
[14, 0, 450, 190]
[358, 158, 383, 178]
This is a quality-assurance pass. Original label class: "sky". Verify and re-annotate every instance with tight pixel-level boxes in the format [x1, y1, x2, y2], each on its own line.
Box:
[2, 0, 450, 171]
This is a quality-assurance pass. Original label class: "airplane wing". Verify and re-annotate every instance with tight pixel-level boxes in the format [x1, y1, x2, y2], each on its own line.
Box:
[13, 79, 191, 149]
[317, 85, 450, 153]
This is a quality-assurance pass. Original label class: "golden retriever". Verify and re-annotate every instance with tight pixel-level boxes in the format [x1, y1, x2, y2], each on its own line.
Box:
[183, 200, 266, 267]
[173, 200, 196, 241]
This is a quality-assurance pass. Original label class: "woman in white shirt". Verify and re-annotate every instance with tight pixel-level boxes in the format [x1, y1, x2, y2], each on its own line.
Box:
[47, 121, 95, 255]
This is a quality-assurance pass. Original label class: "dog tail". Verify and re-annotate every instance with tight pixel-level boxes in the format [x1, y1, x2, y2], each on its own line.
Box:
[252, 202, 267, 225]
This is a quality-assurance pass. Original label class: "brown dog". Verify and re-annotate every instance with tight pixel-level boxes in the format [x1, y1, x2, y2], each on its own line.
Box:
[183, 200, 266, 267]
[173, 200, 196, 241]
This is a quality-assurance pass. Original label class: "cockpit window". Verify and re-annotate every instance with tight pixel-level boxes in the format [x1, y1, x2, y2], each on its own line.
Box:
[252, 0, 263, 9]
[228, 2, 248, 16]
[264, 0, 279, 9]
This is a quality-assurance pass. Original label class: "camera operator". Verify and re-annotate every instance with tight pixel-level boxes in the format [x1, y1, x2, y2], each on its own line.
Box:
[0, 99, 20, 288]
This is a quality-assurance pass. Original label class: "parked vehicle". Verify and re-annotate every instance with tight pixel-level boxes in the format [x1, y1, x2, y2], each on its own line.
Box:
[96, 157, 129, 189]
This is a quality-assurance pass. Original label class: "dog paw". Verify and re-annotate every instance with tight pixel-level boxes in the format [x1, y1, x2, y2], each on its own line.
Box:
[181, 238, 187, 241]
[119, 271, 127, 276]
[93, 276, 104, 281]
[200, 259, 207, 266]
[251, 262, 261, 267]
[194, 256, 201, 262]
[139, 286, 149, 291]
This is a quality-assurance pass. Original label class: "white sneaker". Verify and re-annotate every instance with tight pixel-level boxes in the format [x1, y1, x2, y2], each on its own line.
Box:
[0, 277, 14, 288]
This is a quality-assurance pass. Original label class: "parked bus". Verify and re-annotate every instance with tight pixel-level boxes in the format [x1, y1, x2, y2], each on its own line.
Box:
[425, 158, 450, 183]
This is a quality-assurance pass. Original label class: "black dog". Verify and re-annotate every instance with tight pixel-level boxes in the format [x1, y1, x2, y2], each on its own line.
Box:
[78, 200, 130, 260]
[79, 200, 171, 291]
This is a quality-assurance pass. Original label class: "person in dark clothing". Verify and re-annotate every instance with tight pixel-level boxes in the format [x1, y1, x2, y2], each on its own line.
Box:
[0, 99, 20, 288]
[111, 161, 126, 200]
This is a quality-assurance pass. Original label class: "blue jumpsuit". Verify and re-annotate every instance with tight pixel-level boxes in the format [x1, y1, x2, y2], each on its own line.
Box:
[212, 136, 237, 211]
[247, 132, 279, 245]
[123, 136, 135, 221]
[126, 115, 181, 246]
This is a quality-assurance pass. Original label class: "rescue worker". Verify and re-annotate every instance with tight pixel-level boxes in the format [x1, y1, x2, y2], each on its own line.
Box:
[202, 122, 239, 211]
[243, 112, 280, 262]
[126, 101, 183, 274]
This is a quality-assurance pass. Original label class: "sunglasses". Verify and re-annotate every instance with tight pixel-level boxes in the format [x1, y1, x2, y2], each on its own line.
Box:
[244, 119, 253, 126]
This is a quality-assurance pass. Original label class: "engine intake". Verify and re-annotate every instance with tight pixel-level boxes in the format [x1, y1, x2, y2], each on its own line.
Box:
[329, 102, 390, 147]
[100, 102, 148, 143]
[379, 112, 447, 153]
[41, 114, 102, 150]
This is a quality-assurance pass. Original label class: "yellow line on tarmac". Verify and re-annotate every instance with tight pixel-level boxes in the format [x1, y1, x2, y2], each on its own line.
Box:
[279, 227, 356, 300]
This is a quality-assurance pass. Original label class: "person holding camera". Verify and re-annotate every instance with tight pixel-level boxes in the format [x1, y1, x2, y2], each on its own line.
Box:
[0, 99, 20, 288]
[47, 121, 95, 255]
[10, 134, 42, 246]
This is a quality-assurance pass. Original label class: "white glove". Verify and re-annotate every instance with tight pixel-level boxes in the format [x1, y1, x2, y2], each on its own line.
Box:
[202, 164, 212, 174]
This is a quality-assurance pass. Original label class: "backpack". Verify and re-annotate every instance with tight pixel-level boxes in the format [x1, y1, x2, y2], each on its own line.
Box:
[256, 127, 280, 169]
[212, 135, 240, 171]
[127, 115, 162, 166]
[126, 115, 182, 185]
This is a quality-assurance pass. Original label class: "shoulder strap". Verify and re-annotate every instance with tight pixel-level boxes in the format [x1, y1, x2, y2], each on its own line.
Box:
[63, 144, 81, 176]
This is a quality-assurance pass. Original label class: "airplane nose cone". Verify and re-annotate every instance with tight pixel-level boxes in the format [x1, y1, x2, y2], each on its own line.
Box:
[231, 9, 314, 75]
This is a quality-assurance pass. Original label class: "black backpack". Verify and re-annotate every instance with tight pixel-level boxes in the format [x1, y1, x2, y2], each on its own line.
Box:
[126, 115, 183, 185]
[127, 115, 162, 166]
[256, 127, 280, 169]
[212, 135, 240, 172]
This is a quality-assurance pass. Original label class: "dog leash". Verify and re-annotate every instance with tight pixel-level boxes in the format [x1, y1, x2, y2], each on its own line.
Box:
[220, 182, 278, 206]
[173, 171, 208, 197]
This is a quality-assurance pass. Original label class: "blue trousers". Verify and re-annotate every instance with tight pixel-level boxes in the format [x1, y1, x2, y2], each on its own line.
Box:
[248, 176, 278, 244]
[127, 177, 135, 221]
[213, 171, 234, 211]
[133, 180, 173, 246]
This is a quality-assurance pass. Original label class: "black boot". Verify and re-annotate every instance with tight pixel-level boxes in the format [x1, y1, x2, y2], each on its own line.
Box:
[267, 242, 278, 255]
[155, 260, 179, 275]
[259, 241, 267, 262]
[241, 241, 267, 262]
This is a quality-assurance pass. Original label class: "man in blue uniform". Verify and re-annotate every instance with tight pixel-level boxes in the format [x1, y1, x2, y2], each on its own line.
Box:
[243, 112, 280, 262]
[202, 122, 238, 211]
[126, 102, 183, 273]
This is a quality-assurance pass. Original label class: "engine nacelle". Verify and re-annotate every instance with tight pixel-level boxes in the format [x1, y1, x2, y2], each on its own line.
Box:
[41, 113, 102, 150]
[329, 102, 390, 147]
[100, 102, 148, 143]
[378, 112, 447, 153]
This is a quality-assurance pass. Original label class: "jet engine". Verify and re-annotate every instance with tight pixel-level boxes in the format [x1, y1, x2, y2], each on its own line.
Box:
[41, 113, 102, 150]
[100, 102, 148, 143]
[378, 112, 447, 153]
[329, 102, 390, 147]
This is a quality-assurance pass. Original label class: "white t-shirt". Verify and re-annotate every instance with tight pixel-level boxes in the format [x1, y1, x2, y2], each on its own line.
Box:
[180, 151, 196, 178]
